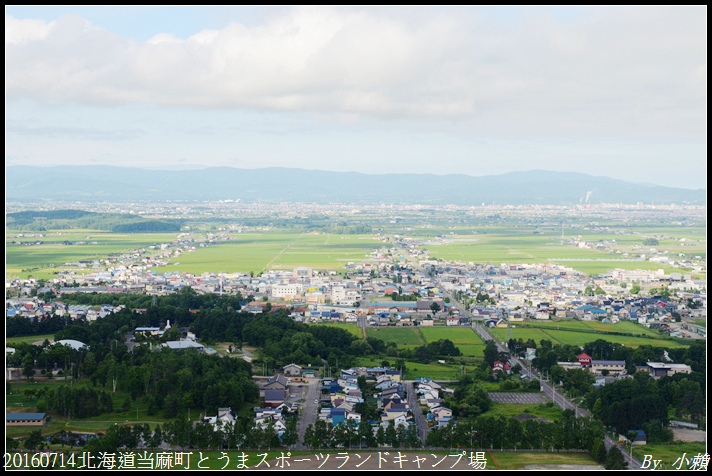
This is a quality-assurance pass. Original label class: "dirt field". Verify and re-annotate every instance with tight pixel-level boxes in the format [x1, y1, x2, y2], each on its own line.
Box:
[672, 428, 707, 442]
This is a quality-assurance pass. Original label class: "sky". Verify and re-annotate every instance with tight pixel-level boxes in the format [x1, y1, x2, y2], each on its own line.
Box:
[5, 6, 707, 190]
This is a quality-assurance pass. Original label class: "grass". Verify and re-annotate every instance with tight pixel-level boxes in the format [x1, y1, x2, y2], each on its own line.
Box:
[151, 232, 383, 275]
[355, 357, 474, 380]
[484, 402, 564, 421]
[489, 324, 688, 349]
[419, 326, 486, 345]
[6, 334, 56, 346]
[312, 322, 363, 338]
[631, 441, 708, 470]
[6, 231, 178, 280]
[489, 451, 600, 470]
[693, 319, 705, 328]
[365, 327, 426, 346]
[7, 380, 178, 438]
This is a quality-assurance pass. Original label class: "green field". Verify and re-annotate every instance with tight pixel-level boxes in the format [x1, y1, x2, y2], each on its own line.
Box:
[632, 441, 708, 470]
[365, 327, 426, 346]
[457, 345, 486, 358]
[150, 233, 382, 275]
[484, 402, 564, 421]
[419, 326, 485, 345]
[312, 322, 363, 338]
[489, 451, 600, 470]
[6, 334, 56, 346]
[6, 231, 179, 279]
[693, 319, 706, 328]
[355, 357, 473, 380]
[421, 228, 704, 275]
[489, 321, 688, 349]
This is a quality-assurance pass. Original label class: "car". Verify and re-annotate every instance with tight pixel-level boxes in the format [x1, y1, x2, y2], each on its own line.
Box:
[314, 399, 319, 404]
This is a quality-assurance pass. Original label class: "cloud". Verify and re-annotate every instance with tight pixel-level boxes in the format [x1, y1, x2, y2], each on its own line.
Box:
[5, 6, 707, 142]
[4, 14, 55, 44]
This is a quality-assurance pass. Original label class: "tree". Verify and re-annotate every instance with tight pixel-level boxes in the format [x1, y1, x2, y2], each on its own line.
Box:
[604, 445, 628, 470]
[483, 341, 498, 367]
[23, 430, 44, 451]
[430, 302, 441, 314]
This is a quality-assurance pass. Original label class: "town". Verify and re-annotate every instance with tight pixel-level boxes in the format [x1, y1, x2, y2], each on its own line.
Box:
[6, 201, 707, 470]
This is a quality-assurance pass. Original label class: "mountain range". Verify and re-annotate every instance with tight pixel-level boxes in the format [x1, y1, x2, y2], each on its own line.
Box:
[5, 166, 706, 206]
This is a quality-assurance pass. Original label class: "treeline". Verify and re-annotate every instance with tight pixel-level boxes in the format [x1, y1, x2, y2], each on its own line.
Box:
[426, 409, 605, 451]
[6, 209, 183, 232]
[588, 371, 705, 437]
[82, 416, 298, 453]
[43, 386, 114, 418]
[532, 338, 706, 374]
[9, 339, 259, 418]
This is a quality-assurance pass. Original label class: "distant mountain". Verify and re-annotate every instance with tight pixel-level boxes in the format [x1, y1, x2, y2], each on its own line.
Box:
[5, 165, 706, 205]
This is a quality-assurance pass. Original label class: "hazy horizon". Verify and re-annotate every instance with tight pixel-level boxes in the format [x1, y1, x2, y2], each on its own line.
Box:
[6, 6, 707, 189]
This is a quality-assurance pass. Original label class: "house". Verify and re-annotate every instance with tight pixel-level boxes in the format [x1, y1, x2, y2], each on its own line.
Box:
[619, 430, 647, 446]
[283, 363, 302, 377]
[493, 360, 511, 374]
[577, 352, 592, 367]
[264, 389, 288, 407]
[590, 360, 626, 376]
[6, 412, 47, 426]
[264, 374, 289, 392]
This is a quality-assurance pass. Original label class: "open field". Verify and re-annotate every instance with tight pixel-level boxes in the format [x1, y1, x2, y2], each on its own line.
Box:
[419, 326, 485, 345]
[423, 233, 682, 275]
[6, 334, 56, 346]
[151, 232, 382, 275]
[312, 322, 363, 338]
[489, 321, 688, 349]
[490, 451, 601, 470]
[355, 357, 472, 380]
[631, 441, 708, 470]
[6, 231, 179, 280]
[365, 327, 426, 346]
[484, 402, 564, 421]
[457, 344, 486, 358]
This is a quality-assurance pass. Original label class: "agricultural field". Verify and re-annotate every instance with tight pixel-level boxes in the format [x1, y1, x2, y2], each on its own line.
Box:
[484, 402, 564, 421]
[420, 222, 706, 275]
[365, 327, 426, 346]
[312, 322, 363, 339]
[152, 232, 382, 275]
[6, 230, 179, 280]
[488, 325, 687, 349]
[419, 326, 485, 345]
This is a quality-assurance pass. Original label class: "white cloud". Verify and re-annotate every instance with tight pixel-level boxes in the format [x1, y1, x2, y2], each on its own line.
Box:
[4, 6, 707, 144]
[5, 14, 55, 44]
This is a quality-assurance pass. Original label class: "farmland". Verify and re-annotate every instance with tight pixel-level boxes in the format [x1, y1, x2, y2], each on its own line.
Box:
[365, 327, 426, 346]
[488, 323, 688, 349]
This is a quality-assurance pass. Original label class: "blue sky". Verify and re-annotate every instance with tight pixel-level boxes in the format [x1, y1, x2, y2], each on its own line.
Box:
[5, 6, 707, 189]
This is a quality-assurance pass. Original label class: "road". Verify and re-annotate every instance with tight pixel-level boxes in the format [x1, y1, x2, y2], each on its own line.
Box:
[406, 380, 429, 446]
[294, 378, 320, 450]
[471, 320, 642, 470]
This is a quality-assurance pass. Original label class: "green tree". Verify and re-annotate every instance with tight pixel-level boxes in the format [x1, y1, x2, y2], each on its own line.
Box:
[604, 445, 628, 470]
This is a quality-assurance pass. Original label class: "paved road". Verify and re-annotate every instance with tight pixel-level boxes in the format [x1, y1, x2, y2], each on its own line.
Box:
[471, 321, 642, 470]
[295, 378, 320, 450]
[406, 380, 429, 446]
